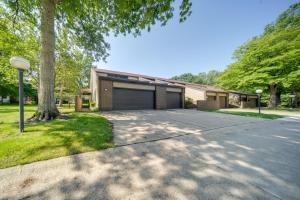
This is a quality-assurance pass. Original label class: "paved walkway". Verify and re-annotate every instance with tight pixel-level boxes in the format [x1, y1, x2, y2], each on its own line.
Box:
[1, 110, 300, 200]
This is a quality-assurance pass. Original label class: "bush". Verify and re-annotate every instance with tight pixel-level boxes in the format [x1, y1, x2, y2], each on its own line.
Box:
[280, 94, 290, 107]
[90, 102, 96, 108]
[185, 97, 196, 109]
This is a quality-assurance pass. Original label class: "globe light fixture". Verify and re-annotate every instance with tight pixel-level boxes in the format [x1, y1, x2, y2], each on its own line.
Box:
[10, 56, 30, 133]
[255, 89, 263, 114]
[256, 89, 263, 94]
[10, 56, 30, 70]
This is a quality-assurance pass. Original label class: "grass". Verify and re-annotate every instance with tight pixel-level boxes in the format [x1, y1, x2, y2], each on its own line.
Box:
[207, 109, 283, 119]
[0, 105, 113, 169]
[263, 107, 300, 112]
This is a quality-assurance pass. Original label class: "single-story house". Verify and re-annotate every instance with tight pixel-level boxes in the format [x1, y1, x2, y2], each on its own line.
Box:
[90, 68, 185, 110]
[90, 68, 231, 111]
[228, 90, 258, 108]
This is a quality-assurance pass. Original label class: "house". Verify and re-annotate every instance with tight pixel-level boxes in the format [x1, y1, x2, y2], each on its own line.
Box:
[90, 68, 231, 111]
[0, 96, 10, 103]
[228, 90, 258, 108]
[90, 68, 185, 110]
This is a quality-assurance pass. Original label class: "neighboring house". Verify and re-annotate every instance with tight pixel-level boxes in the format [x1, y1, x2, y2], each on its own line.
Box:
[228, 90, 258, 108]
[0, 96, 36, 104]
[166, 81, 229, 110]
[90, 68, 231, 111]
[0, 96, 10, 103]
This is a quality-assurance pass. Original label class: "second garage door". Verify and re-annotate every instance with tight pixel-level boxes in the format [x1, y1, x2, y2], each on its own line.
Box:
[167, 92, 182, 109]
[113, 88, 155, 110]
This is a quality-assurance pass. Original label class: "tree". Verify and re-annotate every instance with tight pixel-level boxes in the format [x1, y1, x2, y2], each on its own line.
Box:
[0, 7, 39, 98]
[55, 30, 93, 107]
[4, 0, 192, 120]
[171, 70, 221, 85]
[218, 2, 300, 108]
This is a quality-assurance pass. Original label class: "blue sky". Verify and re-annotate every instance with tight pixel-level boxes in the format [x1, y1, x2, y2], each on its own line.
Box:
[96, 0, 298, 78]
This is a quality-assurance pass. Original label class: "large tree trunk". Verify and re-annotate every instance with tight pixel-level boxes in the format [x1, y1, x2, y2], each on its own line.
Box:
[269, 84, 277, 109]
[35, 0, 59, 120]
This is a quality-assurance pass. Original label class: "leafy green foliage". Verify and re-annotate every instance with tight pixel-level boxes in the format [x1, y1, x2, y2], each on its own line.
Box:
[4, 0, 192, 62]
[0, 7, 39, 97]
[172, 70, 221, 85]
[55, 28, 94, 103]
[218, 3, 300, 107]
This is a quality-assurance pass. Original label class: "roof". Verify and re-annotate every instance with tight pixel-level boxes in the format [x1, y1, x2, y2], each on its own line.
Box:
[93, 68, 227, 93]
[228, 90, 257, 96]
[97, 75, 183, 88]
[80, 88, 91, 94]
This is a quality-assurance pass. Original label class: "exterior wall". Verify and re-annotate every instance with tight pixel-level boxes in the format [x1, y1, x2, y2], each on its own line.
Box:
[113, 82, 155, 91]
[155, 86, 167, 109]
[181, 88, 185, 108]
[197, 98, 218, 110]
[100, 80, 113, 110]
[185, 87, 205, 104]
[241, 98, 257, 108]
[166, 87, 182, 93]
[197, 92, 229, 110]
[90, 69, 99, 109]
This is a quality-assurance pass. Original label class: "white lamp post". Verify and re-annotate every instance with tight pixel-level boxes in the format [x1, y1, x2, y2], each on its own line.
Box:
[256, 89, 263, 114]
[10, 56, 30, 133]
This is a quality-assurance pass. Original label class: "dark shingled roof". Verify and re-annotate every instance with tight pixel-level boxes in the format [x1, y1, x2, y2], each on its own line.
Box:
[94, 68, 227, 93]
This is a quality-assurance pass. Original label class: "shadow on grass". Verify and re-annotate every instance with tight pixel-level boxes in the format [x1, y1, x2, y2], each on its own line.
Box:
[0, 112, 113, 168]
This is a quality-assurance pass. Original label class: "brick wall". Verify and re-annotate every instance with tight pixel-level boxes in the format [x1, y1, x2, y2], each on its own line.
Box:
[155, 86, 167, 109]
[100, 80, 113, 110]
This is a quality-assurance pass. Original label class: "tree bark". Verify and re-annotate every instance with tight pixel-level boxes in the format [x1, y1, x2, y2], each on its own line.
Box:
[35, 0, 59, 120]
[269, 84, 277, 108]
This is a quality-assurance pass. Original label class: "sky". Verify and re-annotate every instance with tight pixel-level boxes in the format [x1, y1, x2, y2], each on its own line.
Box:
[95, 0, 299, 78]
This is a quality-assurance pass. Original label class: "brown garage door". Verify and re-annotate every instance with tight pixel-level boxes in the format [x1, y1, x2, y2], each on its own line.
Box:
[113, 88, 154, 110]
[167, 92, 182, 109]
[219, 96, 227, 108]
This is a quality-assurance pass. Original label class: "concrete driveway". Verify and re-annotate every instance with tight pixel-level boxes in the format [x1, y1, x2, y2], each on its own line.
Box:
[1, 109, 300, 200]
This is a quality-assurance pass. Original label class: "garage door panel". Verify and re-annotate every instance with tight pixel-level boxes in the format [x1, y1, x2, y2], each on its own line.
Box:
[167, 92, 182, 109]
[113, 88, 154, 110]
[219, 96, 226, 108]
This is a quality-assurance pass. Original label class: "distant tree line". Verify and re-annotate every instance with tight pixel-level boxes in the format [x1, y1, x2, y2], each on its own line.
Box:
[172, 70, 221, 85]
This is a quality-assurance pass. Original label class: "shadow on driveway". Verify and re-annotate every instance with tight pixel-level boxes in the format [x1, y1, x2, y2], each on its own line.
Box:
[1, 110, 300, 199]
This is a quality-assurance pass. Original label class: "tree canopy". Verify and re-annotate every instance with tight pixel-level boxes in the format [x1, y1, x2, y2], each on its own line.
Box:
[218, 2, 300, 108]
[4, 0, 192, 62]
[2, 0, 192, 120]
[172, 70, 221, 85]
[0, 7, 39, 97]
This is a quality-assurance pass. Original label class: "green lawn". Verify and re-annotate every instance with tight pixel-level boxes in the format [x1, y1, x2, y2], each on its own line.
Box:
[0, 105, 113, 169]
[207, 109, 283, 119]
